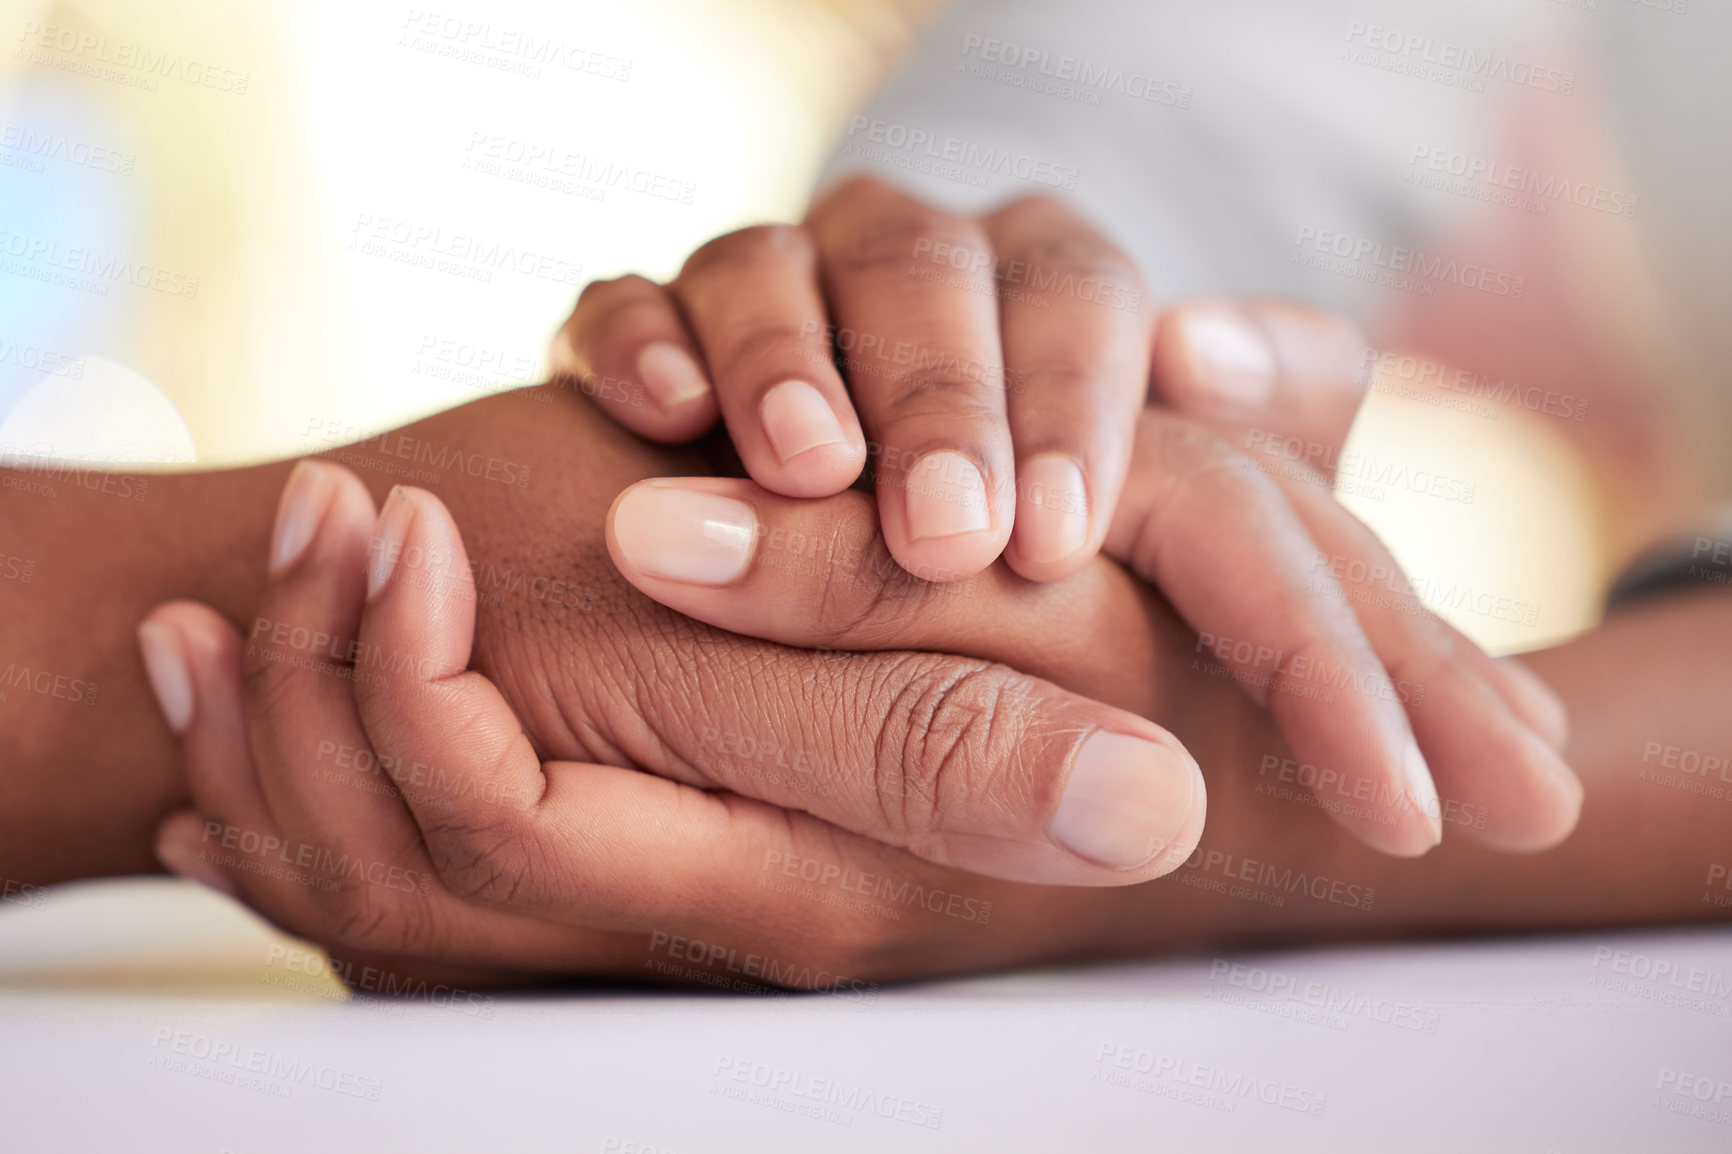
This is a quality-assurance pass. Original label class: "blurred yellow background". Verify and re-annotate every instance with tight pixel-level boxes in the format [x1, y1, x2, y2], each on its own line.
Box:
[0, 0, 941, 455]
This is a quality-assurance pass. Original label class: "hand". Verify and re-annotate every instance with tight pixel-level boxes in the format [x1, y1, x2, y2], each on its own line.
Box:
[129, 456, 1732, 988]
[556, 176, 1152, 584]
[140, 401, 1211, 891]
[598, 292, 1582, 856]
[143, 460, 1219, 986]
[136, 455, 1439, 987]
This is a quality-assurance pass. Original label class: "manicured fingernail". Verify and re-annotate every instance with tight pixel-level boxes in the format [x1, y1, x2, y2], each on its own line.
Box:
[636, 342, 711, 409]
[138, 620, 193, 734]
[1400, 736, 1444, 848]
[155, 825, 239, 898]
[269, 460, 336, 576]
[760, 380, 848, 462]
[1179, 307, 1276, 407]
[613, 483, 756, 585]
[1016, 454, 1089, 564]
[904, 451, 991, 541]
[1051, 731, 1200, 870]
[368, 486, 416, 600]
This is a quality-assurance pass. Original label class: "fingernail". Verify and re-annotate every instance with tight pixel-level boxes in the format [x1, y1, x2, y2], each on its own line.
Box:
[636, 342, 711, 409]
[138, 620, 194, 734]
[1016, 454, 1089, 564]
[904, 451, 991, 541]
[1521, 723, 1585, 811]
[1179, 307, 1276, 407]
[613, 483, 756, 585]
[1494, 656, 1570, 752]
[269, 460, 337, 576]
[1399, 736, 1444, 848]
[760, 380, 848, 462]
[155, 825, 239, 898]
[368, 486, 416, 600]
[1051, 731, 1200, 870]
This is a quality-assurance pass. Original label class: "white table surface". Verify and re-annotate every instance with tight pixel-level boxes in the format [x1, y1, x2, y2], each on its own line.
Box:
[2, 878, 1728, 1152]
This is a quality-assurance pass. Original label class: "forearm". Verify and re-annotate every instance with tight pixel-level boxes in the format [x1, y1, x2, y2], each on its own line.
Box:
[0, 390, 579, 883]
[0, 453, 287, 880]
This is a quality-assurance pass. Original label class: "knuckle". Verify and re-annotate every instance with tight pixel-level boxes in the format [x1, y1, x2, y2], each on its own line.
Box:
[1021, 234, 1141, 288]
[575, 272, 658, 310]
[681, 223, 813, 282]
[419, 802, 537, 908]
[1383, 612, 1458, 689]
[805, 513, 930, 647]
[1008, 359, 1107, 407]
[871, 658, 1020, 844]
[1133, 426, 1305, 582]
[1168, 424, 1282, 501]
[880, 378, 1004, 423]
[320, 886, 419, 957]
[238, 654, 304, 725]
[991, 196, 1142, 272]
[573, 285, 677, 362]
[816, 173, 899, 213]
[713, 322, 822, 380]
[832, 206, 989, 276]
[567, 275, 666, 341]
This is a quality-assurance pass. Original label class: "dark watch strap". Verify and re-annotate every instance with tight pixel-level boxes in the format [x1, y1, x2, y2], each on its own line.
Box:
[1605, 505, 1732, 611]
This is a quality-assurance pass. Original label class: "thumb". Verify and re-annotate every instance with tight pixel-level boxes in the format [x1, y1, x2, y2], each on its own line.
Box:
[1150, 298, 1372, 483]
[604, 477, 1208, 885]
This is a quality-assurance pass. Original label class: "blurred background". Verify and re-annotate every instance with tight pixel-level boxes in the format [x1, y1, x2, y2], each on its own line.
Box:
[0, 0, 945, 461]
[8, 0, 1722, 653]
[1, 0, 1725, 991]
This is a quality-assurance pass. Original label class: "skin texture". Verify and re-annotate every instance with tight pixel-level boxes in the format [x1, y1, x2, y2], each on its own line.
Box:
[151, 472, 1732, 988]
[2, 384, 1727, 991]
[565, 181, 1582, 858]
[561, 178, 1156, 584]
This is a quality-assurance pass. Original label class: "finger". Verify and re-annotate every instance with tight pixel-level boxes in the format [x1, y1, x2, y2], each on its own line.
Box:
[141, 511, 637, 971]
[670, 225, 868, 497]
[1151, 302, 1569, 750]
[808, 176, 1013, 580]
[154, 810, 239, 897]
[143, 597, 612, 975]
[1488, 656, 1570, 752]
[219, 461, 466, 947]
[1096, 410, 1446, 854]
[354, 484, 549, 883]
[605, 474, 1174, 717]
[605, 477, 1206, 885]
[1151, 299, 1371, 483]
[142, 509, 993, 984]
[352, 484, 1059, 978]
[1276, 476, 1583, 850]
[242, 460, 433, 861]
[553, 275, 720, 442]
[609, 461, 1441, 857]
[139, 600, 323, 930]
[983, 195, 1151, 581]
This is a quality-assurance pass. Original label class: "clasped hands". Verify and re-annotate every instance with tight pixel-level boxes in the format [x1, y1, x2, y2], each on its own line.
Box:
[139, 178, 1581, 987]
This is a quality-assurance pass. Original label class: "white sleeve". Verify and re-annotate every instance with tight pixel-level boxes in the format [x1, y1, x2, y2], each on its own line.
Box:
[819, 0, 1567, 322]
